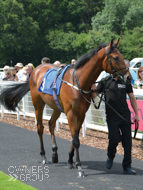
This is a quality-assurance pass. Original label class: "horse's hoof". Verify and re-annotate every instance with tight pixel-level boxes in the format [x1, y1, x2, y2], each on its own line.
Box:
[42, 159, 48, 165]
[67, 162, 74, 169]
[77, 170, 86, 178]
[52, 154, 58, 163]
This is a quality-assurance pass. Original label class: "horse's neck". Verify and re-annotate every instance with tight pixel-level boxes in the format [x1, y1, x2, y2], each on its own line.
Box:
[76, 54, 105, 90]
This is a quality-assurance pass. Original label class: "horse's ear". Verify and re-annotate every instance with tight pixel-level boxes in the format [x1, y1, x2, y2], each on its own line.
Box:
[114, 38, 120, 47]
[106, 39, 114, 53]
[109, 38, 114, 48]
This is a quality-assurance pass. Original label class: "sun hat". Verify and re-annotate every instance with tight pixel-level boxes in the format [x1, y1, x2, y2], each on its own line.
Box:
[3, 65, 10, 71]
[15, 62, 23, 67]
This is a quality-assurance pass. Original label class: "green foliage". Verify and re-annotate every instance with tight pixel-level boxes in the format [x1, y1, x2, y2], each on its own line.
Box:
[0, 0, 104, 67]
[91, 0, 143, 35]
[86, 29, 118, 50]
[0, 0, 143, 67]
[47, 30, 89, 63]
[119, 27, 143, 60]
[0, 0, 40, 66]
[88, 0, 143, 60]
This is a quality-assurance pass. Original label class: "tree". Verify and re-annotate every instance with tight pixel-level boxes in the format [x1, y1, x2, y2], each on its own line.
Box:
[119, 27, 143, 60]
[0, 0, 105, 66]
[46, 30, 89, 63]
[91, 0, 143, 35]
[0, 0, 39, 67]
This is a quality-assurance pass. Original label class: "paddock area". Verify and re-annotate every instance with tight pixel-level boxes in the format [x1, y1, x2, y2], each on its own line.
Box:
[0, 122, 143, 190]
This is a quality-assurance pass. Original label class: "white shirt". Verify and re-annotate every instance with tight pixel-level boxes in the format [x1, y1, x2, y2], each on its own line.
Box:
[0, 72, 5, 80]
[16, 70, 25, 81]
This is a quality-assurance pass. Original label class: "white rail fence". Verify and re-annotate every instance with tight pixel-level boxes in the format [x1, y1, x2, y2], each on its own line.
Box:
[0, 81, 142, 140]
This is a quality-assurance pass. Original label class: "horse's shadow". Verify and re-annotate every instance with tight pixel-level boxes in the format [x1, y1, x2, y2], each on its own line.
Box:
[52, 160, 143, 176]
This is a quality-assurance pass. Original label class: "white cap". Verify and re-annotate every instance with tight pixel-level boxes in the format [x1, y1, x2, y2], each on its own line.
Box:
[3, 65, 10, 71]
[15, 62, 23, 67]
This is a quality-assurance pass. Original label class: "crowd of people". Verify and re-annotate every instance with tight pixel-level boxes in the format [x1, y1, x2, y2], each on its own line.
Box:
[0, 57, 142, 88]
[0, 58, 76, 82]
[0, 62, 34, 82]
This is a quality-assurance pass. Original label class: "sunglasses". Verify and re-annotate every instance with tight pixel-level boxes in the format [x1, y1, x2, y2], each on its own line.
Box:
[139, 70, 143, 73]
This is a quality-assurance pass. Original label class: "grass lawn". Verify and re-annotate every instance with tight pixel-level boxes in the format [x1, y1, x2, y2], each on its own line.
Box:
[0, 171, 37, 190]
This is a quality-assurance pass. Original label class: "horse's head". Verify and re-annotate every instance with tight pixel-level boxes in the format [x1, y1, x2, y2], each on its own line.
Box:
[102, 38, 132, 84]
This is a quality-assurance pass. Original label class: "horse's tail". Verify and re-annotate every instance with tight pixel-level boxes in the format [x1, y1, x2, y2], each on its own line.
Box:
[0, 81, 30, 111]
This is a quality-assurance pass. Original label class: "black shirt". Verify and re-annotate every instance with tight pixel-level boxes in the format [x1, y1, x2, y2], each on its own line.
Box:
[96, 76, 133, 119]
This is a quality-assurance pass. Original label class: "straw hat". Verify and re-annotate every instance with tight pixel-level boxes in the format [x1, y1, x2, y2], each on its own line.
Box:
[3, 65, 10, 71]
[15, 62, 23, 67]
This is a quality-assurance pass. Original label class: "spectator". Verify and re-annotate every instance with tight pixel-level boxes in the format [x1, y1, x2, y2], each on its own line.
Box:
[7, 67, 18, 81]
[21, 67, 28, 82]
[26, 65, 33, 81]
[28, 63, 35, 70]
[41, 57, 50, 64]
[15, 62, 25, 81]
[124, 59, 137, 85]
[0, 65, 10, 80]
[135, 66, 143, 89]
[53, 61, 61, 66]
[71, 59, 76, 64]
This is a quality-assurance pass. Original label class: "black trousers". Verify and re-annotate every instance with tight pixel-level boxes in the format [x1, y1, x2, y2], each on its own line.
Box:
[107, 117, 132, 169]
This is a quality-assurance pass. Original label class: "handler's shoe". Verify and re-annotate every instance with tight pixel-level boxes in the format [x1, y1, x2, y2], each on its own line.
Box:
[123, 167, 136, 175]
[106, 157, 113, 169]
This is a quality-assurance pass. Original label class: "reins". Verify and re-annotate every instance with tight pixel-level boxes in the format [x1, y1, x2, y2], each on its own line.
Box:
[58, 46, 136, 128]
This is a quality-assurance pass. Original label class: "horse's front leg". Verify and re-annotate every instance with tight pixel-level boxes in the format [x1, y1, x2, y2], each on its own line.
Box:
[67, 113, 86, 177]
[67, 143, 74, 169]
[49, 110, 61, 163]
[73, 131, 86, 177]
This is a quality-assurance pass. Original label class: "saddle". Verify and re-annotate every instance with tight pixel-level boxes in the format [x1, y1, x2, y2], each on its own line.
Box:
[38, 65, 70, 112]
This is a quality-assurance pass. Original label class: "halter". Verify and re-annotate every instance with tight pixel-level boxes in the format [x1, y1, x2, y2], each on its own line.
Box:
[106, 46, 129, 80]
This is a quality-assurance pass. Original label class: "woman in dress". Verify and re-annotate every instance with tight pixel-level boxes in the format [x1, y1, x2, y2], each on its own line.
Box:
[135, 66, 143, 89]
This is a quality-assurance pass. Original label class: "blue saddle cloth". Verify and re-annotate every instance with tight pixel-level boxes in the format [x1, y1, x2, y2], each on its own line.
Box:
[38, 65, 70, 95]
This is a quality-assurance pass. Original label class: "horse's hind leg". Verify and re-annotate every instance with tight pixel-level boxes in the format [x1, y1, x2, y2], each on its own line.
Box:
[49, 109, 61, 163]
[32, 95, 47, 164]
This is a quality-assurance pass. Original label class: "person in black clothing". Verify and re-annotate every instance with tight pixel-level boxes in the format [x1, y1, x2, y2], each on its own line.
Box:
[92, 75, 139, 174]
[41, 57, 50, 64]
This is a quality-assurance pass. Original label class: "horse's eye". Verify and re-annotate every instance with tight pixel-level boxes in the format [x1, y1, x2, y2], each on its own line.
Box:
[113, 57, 119, 61]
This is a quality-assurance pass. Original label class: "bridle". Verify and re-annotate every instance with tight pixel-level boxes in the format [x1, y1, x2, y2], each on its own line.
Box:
[57, 45, 134, 125]
[105, 46, 129, 81]
[72, 46, 129, 95]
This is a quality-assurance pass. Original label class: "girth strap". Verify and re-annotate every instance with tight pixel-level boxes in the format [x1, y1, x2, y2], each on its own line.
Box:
[52, 67, 64, 113]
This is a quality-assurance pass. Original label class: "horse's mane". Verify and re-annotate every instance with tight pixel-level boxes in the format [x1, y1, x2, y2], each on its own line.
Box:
[70, 43, 108, 70]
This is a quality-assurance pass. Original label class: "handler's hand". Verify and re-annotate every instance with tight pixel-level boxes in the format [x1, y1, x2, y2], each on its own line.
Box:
[133, 115, 140, 123]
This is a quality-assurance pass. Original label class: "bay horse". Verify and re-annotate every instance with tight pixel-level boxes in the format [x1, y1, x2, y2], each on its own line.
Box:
[0, 39, 131, 177]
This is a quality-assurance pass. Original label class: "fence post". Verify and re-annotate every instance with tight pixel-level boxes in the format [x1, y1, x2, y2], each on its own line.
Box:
[22, 97, 25, 118]
[60, 113, 63, 124]
[56, 118, 59, 131]
[82, 116, 86, 137]
[35, 116, 37, 125]
[17, 103, 20, 121]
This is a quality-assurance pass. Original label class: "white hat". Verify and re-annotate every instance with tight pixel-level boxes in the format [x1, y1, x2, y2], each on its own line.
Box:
[3, 65, 10, 71]
[15, 62, 23, 67]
